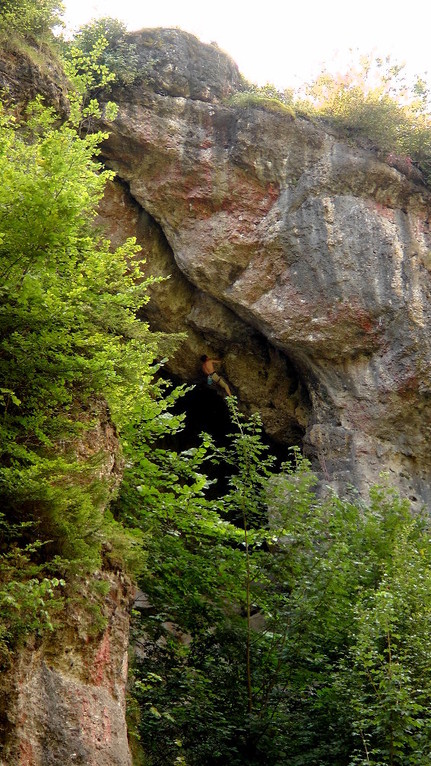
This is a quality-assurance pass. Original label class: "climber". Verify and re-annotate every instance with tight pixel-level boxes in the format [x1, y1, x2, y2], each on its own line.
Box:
[200, 355, 232, 397]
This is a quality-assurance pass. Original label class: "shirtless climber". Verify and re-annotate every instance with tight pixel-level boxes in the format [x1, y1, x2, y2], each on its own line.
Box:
[200, 355, 232, 397]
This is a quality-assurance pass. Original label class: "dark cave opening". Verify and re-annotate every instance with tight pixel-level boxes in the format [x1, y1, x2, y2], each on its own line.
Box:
[162, 376, 297, 499]
[174, 383, 232, 449]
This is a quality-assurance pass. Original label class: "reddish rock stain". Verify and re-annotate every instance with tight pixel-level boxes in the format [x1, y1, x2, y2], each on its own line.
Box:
[90, 629, 111, 688]
[19, 739, 34, 766]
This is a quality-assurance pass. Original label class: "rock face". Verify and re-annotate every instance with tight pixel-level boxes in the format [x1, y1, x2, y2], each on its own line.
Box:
[1, 574, 133, 766]
[0, 41, 68, 114]
[97, 28, 431, 508]
[0, 402, 131, 766]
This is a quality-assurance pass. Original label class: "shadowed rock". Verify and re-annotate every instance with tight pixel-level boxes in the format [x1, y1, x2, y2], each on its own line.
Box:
[97, 28, 431, 508]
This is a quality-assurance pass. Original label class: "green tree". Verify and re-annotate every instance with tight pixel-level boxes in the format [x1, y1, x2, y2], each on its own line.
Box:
[341, 494, 431, 765]
[0, 88, 175, 655]
[128, 406, 431, 765]
[67, 17, 139, 89]
[0, 0, 64, 37]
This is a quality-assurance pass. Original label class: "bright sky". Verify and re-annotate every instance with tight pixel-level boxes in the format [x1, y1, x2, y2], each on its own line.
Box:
[62, 0, 431, 90]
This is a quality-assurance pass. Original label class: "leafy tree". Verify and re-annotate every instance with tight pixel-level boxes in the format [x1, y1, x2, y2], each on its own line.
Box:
[0, 0, 64, 38]
[0, 79, 176, 655]
[117, 403, 253, 765]
[339, 493, 431, 765]
[296, 54, 431, 183]
[67, 17, 139, 88]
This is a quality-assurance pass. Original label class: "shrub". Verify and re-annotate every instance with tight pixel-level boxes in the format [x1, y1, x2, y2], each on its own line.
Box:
[0, 0, 64, 38]
[297, 54, 431, 184]
[68, 17, 139, 88]
[228, 91, 295, 117]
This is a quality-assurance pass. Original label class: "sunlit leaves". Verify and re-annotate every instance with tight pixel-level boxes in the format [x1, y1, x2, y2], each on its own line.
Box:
[297, 53, 431, 184]
[129, 416, 431, 764]
[0, 0, 64, 37]
[0, 89, 172, 656]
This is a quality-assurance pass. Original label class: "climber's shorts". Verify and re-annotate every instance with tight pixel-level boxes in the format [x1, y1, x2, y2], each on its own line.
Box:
[207, 372, 220, 386]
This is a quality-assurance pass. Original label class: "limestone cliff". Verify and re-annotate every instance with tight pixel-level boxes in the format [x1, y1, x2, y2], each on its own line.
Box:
[1, 574, 133, 766]
[2, 24, 431, 766]
[96, 27, 431, 508]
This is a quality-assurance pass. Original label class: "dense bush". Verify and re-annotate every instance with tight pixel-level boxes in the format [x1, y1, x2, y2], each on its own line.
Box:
[0, 0, 64, 38]
[125, 406, 431, 766]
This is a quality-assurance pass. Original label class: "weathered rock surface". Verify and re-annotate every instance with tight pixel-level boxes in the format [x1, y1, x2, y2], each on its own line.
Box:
[0, 402, 131, 766]
[125, 27, 242, 101]
[0, 42, 68, 114]
[97, 28, 431, 507]
[97, 179, 309, 445]
[1, 574, 133, 766]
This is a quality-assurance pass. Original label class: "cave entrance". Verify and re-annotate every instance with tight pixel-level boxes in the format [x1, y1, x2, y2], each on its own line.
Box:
[163, 381, 233, 498]
[164, 377, 295, 499]
[175, 383, 232, 450]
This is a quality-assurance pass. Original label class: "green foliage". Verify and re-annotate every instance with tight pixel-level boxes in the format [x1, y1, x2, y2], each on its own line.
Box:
[126, 402, 431, 766]
[340, 493, 431, 765]
[67, 17, 139, 89]
[115, 398, 246, 625]
[228, 90, 295, 117]
[0, 0, 64, 38]
[0, 514, 65, 663]
[297, 54, 431, 183]
[242, 79, 295, 105]
[61, 35, 119, 130]
[0, 85, 173, 652]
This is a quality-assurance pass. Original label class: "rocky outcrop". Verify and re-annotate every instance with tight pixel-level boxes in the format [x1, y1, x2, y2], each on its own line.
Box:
[97, 179, 309, 446]
[1, 574, 133, 766]
[125, 27, 242, 101]
[97, 28, 431, 508]
[0, 41, 68, 114]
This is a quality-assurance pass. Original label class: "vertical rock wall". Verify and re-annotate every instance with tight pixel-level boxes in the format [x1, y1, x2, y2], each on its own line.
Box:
[97, 29, 431, 508]
[1, 575, 133, 766]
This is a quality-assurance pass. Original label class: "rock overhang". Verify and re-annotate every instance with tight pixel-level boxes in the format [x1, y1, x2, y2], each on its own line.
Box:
[94, 28, 431, 508]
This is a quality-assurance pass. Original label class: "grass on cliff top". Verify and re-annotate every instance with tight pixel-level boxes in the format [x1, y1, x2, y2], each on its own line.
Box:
[0, 28, 64, 81]
[231, 60, 431, 188]
[227, 90, 295, 117]
[295, 56, 431, 186]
